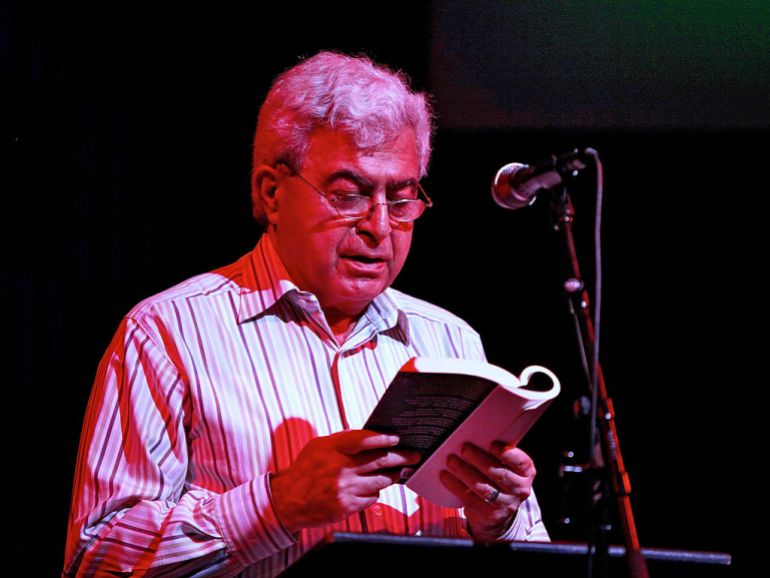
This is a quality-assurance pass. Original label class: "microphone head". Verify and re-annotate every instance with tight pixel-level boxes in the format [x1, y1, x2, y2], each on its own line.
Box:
[491, 162, 532, 210]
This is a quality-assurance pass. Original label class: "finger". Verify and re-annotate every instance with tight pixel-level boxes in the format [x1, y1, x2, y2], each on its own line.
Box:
[445, 453, 499, 501]
[344, 494, 379, 515]
[438, 470, 495, 511]
[355, 471, 402, 497]
[332, 430, 400, 455]
[459, 444, 526, 489]
[492, 444, 536, 478]
[460, 443, 502, 472]
[354, 449, 422, 474]
[473, 459, 516, 489]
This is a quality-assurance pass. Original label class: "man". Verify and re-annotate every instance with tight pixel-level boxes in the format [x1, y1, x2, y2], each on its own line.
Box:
[63, 51, 548, 578]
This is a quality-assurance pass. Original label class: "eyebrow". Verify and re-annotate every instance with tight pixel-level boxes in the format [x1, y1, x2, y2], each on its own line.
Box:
[323, 169, 418, 193]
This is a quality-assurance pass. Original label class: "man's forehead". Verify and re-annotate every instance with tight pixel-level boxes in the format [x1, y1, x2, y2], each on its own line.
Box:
[302, 127, 419, 179]
[323, 168, 418, 191]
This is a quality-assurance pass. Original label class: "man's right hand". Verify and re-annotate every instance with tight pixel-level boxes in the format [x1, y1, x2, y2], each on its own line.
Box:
[270, 430, 420, 534]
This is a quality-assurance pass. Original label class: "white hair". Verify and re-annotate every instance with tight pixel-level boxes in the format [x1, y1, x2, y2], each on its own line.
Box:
[251, 51, 434, 225]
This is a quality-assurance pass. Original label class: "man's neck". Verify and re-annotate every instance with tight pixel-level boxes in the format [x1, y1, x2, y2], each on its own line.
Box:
[325, 311, 359, 345]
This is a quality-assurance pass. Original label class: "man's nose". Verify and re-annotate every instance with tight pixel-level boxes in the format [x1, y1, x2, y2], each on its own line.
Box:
[356, 202, 393, 243]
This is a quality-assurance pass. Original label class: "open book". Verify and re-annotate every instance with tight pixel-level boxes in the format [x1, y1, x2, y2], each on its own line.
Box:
[363, 356, 560, 508]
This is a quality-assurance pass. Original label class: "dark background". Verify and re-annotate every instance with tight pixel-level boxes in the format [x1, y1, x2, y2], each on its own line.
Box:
[3, 1, 768, 576]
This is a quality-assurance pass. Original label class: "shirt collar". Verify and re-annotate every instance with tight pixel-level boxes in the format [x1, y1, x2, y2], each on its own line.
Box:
[236, 234, 410, 345]
[364, 289, 410, 345]
[237, 233, 301, 323]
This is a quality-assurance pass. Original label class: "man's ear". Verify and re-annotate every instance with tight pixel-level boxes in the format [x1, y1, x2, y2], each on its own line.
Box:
[252, 165, 281, 226]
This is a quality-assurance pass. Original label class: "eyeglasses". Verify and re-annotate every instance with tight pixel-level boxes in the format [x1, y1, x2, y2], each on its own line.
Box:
[277, 162, 433, 223]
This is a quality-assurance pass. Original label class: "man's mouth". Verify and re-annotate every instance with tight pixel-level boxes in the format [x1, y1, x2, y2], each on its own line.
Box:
[341, 254, 389, 274]
[345, 255, 384, 263]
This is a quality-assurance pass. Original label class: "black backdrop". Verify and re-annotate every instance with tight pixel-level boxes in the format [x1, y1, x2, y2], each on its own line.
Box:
[3, 2, 768, 576]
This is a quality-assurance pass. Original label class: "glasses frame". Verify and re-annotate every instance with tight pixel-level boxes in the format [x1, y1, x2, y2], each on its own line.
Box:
[276, 162, 433, 223]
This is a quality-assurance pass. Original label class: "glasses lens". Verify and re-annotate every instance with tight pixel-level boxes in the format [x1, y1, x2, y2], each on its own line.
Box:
[332, 195, 428, 222]
[332, 195, 370, 217]
[389, 200, 425, 222]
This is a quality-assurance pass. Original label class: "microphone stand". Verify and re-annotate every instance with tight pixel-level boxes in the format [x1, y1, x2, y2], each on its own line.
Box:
[550, 187, 650, 578]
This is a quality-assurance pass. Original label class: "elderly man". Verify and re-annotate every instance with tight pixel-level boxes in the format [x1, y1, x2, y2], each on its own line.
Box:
[63, 51, 548, 578]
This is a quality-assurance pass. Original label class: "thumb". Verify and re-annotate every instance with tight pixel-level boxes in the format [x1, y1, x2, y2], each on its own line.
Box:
[331, 430, 400, 455]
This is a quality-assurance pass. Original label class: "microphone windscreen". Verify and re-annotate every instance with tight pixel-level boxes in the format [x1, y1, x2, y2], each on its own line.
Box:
[492, 162, 531, 210]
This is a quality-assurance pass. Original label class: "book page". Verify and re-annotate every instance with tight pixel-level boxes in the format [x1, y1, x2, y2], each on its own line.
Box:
[364, 372, 495, 456]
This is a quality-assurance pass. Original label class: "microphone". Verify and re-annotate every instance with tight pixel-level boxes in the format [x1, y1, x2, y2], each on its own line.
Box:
[491, 149, 593, 210]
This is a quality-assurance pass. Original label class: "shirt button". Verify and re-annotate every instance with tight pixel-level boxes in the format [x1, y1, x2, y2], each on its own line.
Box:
[372, 505, 383, 517]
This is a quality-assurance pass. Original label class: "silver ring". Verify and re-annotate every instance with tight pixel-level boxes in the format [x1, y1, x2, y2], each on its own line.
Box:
[484, 488, 500, 503]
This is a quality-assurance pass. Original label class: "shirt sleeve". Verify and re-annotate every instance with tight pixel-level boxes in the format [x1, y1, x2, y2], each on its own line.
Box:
[63, 316, 295, 577]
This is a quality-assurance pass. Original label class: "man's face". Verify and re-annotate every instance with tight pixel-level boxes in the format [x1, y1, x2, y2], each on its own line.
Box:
[268, 127, 420, 323]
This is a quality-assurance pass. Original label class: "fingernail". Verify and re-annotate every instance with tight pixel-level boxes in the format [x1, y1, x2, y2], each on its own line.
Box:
[400, 467, 415, 481]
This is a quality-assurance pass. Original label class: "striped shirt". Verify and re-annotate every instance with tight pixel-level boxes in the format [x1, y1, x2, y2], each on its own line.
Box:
[63, 234, 549, 577]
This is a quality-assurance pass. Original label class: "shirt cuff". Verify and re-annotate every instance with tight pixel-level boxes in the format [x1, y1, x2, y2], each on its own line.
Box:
[497, 495, 551, 542]
[496, 507, 527, 541]
[210, 474, 297, 566]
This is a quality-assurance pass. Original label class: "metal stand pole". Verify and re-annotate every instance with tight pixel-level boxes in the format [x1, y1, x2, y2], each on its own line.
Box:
[551, 188, 650, 578]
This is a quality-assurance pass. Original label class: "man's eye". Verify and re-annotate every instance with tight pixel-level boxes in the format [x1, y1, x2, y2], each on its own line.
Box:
[388, 188, 418, 201]
[328, 190, 362, 198]
[331, 194, 368, 210]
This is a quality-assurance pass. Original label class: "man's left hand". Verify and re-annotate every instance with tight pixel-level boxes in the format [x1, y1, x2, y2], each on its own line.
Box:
[439, 442, 536, 540]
